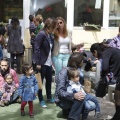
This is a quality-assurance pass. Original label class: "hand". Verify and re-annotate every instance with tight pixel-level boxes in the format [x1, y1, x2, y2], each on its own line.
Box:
[19, 96, 22, 99]
[3, 93, 7, 98]
[10, 93, 12, 96]
[36, 65, 41, 70]
[74, 91, 85, 101]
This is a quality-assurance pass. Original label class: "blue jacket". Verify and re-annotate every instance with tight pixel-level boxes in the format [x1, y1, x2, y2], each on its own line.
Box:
[34, 30, 54, 65]
[18, 75, 38, 101]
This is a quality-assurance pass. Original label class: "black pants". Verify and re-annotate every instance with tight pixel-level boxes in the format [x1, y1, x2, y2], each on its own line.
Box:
[57, 98, 85, 120]
[11, 53, 21, 73]
[38, 65, 52, 102]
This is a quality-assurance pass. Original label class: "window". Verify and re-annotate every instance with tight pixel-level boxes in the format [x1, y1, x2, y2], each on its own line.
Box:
[30, 0, 67, 21]
[74, 0, 104, 27]
[109, 0, 120, 27]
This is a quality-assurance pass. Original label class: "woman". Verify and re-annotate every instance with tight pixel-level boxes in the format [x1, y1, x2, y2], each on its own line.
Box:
[7, 16, 23, 73]
[52, 17, 72, 75]
[90, 43, 120, 120]
[34, 18, 56, 108]
[55, 52, 96, 120]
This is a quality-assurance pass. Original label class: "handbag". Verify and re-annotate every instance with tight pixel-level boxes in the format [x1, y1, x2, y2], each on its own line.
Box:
[95, 76, 108, 97]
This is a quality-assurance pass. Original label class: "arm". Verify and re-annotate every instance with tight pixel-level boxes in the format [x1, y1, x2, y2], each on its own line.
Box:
[18, 76, 24, 97]
[33, 76, 38, 95]
[10, 69, 19, 88]
[101, 49, 111, 77]
[34, 31, 46, 65]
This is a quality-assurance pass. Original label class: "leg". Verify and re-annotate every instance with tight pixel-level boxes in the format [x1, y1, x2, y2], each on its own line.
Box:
[68, 99, 85, 120]
[62, 54, 70, 68]
[54, 54, 63, 75]
[21, 101, 27, 116]
[28, 101, 34, 117]
[111, 77, 120, 120]
[45, 66, 52, 100]
[16, 54, 21, 73]
[10, 53, 15, 69]
[10, 90, 19, 103]
[85, 94, 100, 112]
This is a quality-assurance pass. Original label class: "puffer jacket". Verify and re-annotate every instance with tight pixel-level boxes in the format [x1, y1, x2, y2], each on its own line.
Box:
[55, 67, 74, 103]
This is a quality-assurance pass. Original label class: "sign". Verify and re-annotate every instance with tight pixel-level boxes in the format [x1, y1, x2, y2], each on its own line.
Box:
[95, 0, 102, 9]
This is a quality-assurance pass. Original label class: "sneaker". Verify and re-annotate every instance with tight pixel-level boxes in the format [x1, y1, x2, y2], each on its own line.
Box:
[29, 113, 34, 118]
[40, 100, 47, 108]
[0, 101, 5, 107]
[94, 112, 101, 118]
[47, 98, 55, 103]
[21, 110, 25, 116]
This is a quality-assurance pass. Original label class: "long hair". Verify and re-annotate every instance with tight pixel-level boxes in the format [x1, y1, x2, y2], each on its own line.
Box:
[54, 17, 68, 41]
[11, 16, 20, 29]
[90, 43, 109, 59]
[67, 52, 84, 69]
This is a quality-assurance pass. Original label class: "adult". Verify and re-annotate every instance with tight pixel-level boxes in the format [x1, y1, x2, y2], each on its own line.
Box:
[90, 43, 120, 120]
[55, 52, 96, 120]
[7, 16, 23, 74]
[29, 14, 36, 51]
[0, 58, 20, 106]
[34, 18, 55, 108]
[52, 17, 72, 75]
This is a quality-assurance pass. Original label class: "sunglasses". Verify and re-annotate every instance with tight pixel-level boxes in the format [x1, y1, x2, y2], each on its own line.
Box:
[58, 22, 63, 25]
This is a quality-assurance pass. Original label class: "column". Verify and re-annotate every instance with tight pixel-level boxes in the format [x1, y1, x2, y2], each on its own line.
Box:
[67, 0, 74, 31]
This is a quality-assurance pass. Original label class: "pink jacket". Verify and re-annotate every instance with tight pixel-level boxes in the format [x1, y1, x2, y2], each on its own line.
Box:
[0, 69, 19, 91]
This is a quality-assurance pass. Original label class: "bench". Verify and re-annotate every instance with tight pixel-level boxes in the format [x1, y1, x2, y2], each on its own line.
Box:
[108, 84, 116, 102]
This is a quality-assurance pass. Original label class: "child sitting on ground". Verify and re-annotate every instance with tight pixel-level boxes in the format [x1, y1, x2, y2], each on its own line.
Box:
[67, 68, 101, 120]
[18, 64, 38, 118]
[0, 73, 16, 107]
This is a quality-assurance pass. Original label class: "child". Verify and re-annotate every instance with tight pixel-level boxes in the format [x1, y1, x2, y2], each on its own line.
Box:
[0, 73, 16, 107]
[67, 68, 101, 119]
[18, 64, 38, 118]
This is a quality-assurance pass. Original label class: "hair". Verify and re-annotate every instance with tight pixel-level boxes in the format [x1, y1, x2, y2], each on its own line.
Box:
[4, 73, 13, 81]
[67, 68, 80, 80]
[43, 18, 53, 32]
[22, 63, 32, 75]
[11, 16, 20, 29]
[90, 43, 109, 59]
[54, 17, 68, 41]
[0, 57, 9, 66]
[35, 14, 43, 24]
[67, 52, 84, 68]
[29, 15, 34, 22]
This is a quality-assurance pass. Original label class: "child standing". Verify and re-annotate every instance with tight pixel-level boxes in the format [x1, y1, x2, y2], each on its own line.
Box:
[18, 64, 38, 118]
[0, 73, 16, 107]
[67, 68, 101, 120]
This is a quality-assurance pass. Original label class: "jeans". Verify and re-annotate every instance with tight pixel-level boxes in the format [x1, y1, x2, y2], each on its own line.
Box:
[82, 94, 100, 119]
[52, 53, 70, 75]
[57, 98, 85, 120]
[38, 65, 52, 102]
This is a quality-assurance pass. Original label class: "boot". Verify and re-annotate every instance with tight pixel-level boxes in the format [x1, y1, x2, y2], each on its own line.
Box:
[110, 105, 120, 120]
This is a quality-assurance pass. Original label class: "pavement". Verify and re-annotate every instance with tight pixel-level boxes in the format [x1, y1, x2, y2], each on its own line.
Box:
[0, 74, 115, 120]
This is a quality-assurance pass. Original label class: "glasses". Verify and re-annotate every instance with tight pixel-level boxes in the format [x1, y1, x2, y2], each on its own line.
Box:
[58, 22, 63, 25]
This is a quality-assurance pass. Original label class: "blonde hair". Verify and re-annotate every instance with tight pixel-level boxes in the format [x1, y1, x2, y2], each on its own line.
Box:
[54, 17, 68, 41]
[35, 14, 43, 24]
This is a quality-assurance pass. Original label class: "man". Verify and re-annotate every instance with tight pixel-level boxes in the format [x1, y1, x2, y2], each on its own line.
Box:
[0, 58, 20, 106]
[55, 53, 96, 120]
[90, 43, 120, 120]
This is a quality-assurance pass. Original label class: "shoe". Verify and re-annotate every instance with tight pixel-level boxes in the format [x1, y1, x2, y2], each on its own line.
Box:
[21, 110, 25, 116]
[29, 113, 34, 118]
[94, 112, 101, 119]
[47, 98, 55, 103]
[16, 98, 21, 103]
[0, 101, 5, 107]
[4, 100, 9, 106]
[40, 100, 47, 108]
